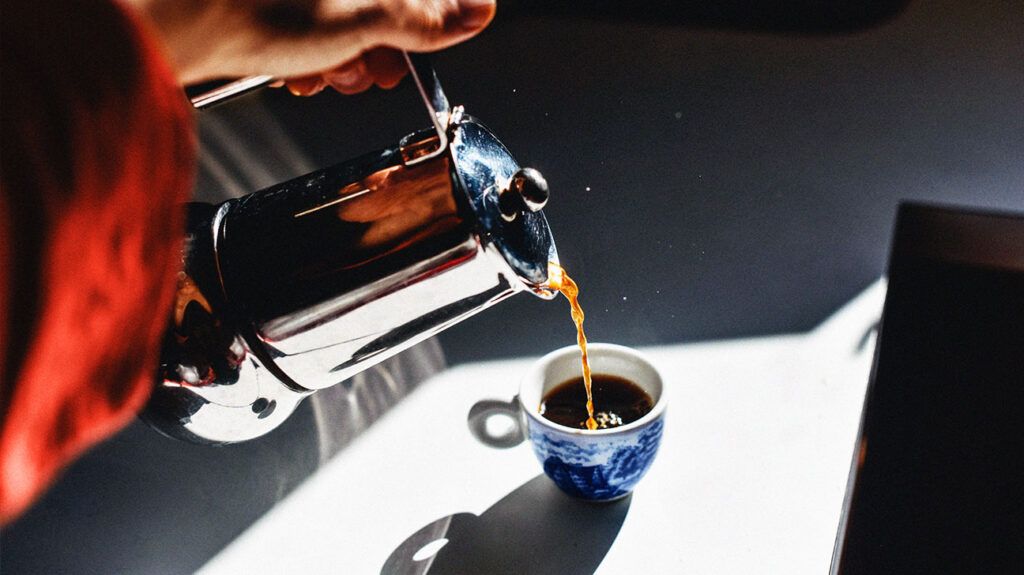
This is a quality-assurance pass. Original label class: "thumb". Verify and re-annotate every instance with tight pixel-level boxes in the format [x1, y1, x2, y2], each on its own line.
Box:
[366, 0, 497, 54]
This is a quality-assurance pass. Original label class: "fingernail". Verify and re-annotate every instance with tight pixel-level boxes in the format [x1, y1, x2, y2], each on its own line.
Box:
[458, 0, 495, 29]
[287, 77, 327, 96]
[330, 69, 362, 88]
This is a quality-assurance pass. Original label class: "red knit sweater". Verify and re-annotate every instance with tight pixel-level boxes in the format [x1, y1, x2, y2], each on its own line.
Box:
[0, 0, 195, 523]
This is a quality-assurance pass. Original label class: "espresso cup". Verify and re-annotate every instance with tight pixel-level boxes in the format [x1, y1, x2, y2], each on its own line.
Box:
[468, 343, 666, 501]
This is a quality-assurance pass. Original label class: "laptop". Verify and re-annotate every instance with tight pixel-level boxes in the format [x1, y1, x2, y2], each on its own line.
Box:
[831, 202, 1024, 573]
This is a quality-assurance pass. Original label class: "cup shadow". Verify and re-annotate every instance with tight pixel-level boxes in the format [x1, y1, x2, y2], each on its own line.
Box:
[381, 474, 632, 575]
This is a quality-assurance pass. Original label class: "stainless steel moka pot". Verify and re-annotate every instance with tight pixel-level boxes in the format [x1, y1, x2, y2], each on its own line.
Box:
[142, 54, 558, 444]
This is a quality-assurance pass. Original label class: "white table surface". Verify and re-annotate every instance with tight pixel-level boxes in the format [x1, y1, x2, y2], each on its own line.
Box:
[200, 280, 885, 575]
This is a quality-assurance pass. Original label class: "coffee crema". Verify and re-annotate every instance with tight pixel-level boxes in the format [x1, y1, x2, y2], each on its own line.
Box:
[540, 374, 654, 430]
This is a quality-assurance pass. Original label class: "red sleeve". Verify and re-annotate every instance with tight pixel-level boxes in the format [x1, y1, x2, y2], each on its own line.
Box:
[0, 0, 195, 523]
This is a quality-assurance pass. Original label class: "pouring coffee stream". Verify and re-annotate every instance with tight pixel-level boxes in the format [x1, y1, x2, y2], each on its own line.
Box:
[546, 263, 598, 430]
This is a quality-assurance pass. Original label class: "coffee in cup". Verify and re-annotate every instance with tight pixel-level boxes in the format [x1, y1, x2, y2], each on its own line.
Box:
[540, 374, 654, 430]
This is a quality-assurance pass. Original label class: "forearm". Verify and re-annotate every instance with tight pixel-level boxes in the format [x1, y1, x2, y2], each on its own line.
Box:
[0, 0, 195, 524]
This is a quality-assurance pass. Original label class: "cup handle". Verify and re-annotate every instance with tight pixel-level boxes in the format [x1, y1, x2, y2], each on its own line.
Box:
[467, 396, 526, 448]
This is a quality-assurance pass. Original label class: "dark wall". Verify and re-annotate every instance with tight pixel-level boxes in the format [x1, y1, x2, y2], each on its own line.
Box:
[269, 0, 1023, 364]
[502, 0, 911, 33]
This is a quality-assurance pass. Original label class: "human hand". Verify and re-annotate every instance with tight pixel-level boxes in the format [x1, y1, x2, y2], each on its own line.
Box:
[274, 46, 413, 96]
[128, 0, 496, 91]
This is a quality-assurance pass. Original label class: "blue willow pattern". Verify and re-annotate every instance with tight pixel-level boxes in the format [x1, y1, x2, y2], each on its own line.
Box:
[528, 418, 664, 500]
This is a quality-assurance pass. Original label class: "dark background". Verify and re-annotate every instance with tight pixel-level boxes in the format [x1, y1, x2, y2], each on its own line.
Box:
[836, 205, 1024, 572]
[265, 0, 1023, 364]
[3, 0, 1022, 572]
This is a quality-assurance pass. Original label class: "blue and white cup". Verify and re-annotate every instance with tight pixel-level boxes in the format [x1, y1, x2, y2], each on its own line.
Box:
[468, 343, 666, 501]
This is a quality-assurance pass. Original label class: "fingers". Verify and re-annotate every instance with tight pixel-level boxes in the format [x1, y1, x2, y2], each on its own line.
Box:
[324, 58, 374, 94]
[368, 0, 497, 54]
[363, 47, 407, 89]
[284, 47, 410, 96]
[323, 48, 405, 93]
[285, 75, 327, 96]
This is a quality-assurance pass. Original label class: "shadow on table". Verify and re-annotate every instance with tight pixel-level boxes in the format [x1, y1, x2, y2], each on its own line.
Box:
[0, 341, 446, 574]
[382, 474, 632, 575]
